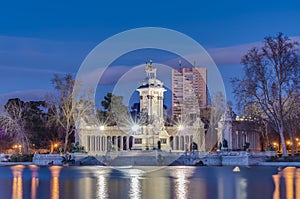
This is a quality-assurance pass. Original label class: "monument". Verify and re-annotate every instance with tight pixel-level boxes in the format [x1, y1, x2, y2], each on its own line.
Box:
[133, 60, 170, 150]
[75, 61, 206, 160]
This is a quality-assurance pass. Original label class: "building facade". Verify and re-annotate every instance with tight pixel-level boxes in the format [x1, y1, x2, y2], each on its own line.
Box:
[172, 67, 207, 120]
[217, 107, 261, 151]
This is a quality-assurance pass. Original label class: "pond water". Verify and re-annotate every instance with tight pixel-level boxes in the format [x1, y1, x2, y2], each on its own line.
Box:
[0, 165, 298, 199]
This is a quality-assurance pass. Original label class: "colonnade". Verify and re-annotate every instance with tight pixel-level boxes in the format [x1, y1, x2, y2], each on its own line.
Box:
[86, 135, 133, 154]
[169, 135, 194, 151]
[84, 134, 197, 154]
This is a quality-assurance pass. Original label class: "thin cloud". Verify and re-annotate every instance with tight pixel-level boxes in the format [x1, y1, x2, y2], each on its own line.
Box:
[208, 36, 300, 66]
[207, 42, 262, 65]
[0, 65, 66, 74]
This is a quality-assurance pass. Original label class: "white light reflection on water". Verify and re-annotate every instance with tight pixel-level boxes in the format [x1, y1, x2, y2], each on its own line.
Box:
[96, 169, 109, 199]
[127, 169, 144, 199]
[11, 165, 25, 199]
[235, 176, 247, 199]
[171, 166, 195, 199]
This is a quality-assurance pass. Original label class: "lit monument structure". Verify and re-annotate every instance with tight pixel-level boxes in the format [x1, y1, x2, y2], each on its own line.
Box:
[75, 61, 206, 157]
[133, 60, 170, 150]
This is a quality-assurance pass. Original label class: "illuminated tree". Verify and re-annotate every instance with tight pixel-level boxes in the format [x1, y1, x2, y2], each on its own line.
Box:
[47, 74, 95, 153]
[232, 33, 300, 156]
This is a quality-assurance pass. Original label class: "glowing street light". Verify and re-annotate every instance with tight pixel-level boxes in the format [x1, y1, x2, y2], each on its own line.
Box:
[131, 124, 139, 132]
[273, 142, 278, 151]
[100, 125, 105, 131]
[178, 125, 184, 131]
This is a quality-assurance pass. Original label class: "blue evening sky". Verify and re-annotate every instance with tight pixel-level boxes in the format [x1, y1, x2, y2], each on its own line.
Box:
[0, 0, 300, 113]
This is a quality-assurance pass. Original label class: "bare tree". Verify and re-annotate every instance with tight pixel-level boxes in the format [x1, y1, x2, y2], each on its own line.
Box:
[47, 74, 95, 153]
[284, 95, 300, 156]
[0, 98, 30, 153]
[232, 33, 300, 156]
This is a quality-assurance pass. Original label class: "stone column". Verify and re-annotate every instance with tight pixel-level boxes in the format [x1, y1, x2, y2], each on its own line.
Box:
[179, 136, 183, 151]
[97, 136, 99, 151]
[100, 136, 103, 151]
[98, 136, 101, 152]
[93, 136, 96, 152]
[95, 136, 97, 152]
[90, 136, 93, 152]
[103, 136, 107, 152]
[86, 136, 90, 152]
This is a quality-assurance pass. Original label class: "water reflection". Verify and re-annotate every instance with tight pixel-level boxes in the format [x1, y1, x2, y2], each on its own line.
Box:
[49, 166, 62, 199]
[11, 165, 25, 199]
[235, 176, 247, 199]
[29, 165, 39, 199]
[127, 169, 144, 199]
[4, 165, 300, 199]
[272, 167, 300, 199]
[96, 170, 109, 199]
[297, 169, 300, 199]
[170, 166, 195, 199]
[284, 167, 295, 199]
[272, 173, 280, 199]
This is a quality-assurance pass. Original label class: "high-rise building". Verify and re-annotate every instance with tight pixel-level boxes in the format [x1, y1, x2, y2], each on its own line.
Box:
[172, 67, 207, 120]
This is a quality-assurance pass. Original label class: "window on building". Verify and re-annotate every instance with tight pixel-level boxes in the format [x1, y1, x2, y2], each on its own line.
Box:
[161, 139, 167, 144]
[134, 138, 142, 144]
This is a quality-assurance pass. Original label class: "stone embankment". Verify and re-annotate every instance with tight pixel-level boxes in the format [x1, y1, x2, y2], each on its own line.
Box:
[173, 151, 276, 166]
[32, 153, 104, 166]
[27, 151, 278, 166]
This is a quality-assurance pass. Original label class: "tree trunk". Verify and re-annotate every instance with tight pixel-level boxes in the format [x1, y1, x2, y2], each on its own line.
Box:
[24, 135, 30, 154]
[279, 128, 288, 156]
[259, 134, 265, 151]
[289, 133, 295, 157]
[64, 131, 69, 153]
[50, 141, 54, 153]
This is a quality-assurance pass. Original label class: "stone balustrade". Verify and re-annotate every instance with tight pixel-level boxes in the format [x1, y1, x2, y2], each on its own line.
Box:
[33, 154, 63, 165]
